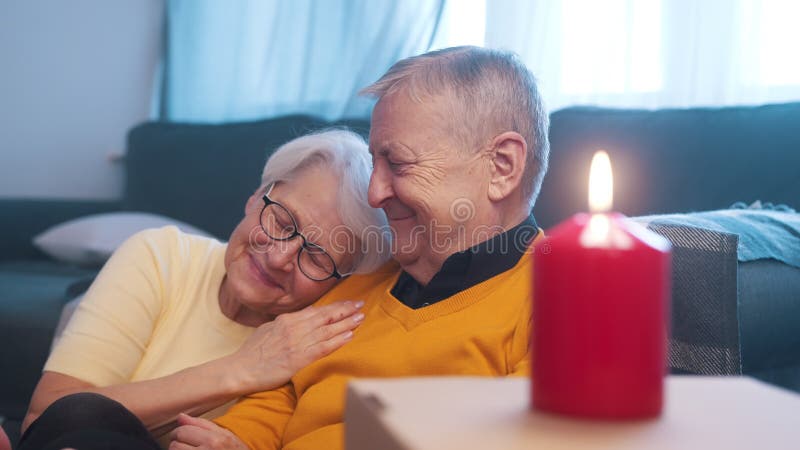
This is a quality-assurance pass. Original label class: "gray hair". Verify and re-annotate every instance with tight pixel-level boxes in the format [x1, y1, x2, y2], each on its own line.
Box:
[260, 129, 391, 274]
[361, 46, 549, 209]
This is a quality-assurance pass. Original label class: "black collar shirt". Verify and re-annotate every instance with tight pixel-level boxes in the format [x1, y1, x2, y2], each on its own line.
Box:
[391, 214, 539, 309]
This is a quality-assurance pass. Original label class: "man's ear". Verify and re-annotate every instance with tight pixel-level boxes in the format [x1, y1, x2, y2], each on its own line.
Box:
[487, 131, 527, 202]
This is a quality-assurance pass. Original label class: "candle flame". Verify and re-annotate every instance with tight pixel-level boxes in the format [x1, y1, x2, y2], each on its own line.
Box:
[589, 150, 613, 213]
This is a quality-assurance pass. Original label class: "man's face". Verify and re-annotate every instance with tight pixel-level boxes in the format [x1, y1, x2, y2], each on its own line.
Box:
[368, 91, 490, 282]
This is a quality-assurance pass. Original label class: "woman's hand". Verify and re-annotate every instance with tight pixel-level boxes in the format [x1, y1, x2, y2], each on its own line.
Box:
[225, 300, 365, 394]
[169, 413, 248, 450]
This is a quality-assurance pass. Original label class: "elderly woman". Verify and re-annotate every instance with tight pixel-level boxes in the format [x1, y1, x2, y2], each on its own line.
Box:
[18, 130, 390, 449]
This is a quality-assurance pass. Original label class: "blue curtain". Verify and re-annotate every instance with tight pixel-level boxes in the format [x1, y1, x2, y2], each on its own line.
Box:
[161, 0, 444, 122]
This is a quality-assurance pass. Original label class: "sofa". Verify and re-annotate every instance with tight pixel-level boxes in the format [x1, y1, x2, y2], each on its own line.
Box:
[1, 103, 799, 444]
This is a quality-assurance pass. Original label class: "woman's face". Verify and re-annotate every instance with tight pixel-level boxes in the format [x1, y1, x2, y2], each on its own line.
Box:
[222, 165, 354, 321]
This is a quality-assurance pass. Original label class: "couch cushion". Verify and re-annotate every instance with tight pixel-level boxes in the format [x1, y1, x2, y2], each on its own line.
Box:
[125, 116, 371, 239]
[537, 102, 800, 228]
[33, 212, 212, 267]
[738, 260, 800, 372]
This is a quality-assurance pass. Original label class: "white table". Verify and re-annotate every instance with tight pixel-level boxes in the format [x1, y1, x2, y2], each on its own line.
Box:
[345, 376, 800, 450]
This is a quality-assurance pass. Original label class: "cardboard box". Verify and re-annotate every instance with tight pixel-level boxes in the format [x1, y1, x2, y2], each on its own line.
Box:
[345, 376, 800, 450]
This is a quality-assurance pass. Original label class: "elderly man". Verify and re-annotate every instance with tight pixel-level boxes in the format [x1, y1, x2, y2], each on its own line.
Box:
[172, 45, 549, 450]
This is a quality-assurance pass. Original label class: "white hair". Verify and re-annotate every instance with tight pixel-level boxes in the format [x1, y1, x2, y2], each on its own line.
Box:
[361, 46, 550, 210]
[260, 129, 391, 274]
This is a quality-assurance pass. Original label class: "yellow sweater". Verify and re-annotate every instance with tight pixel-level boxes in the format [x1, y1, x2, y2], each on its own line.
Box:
[215, 250, 534, 450]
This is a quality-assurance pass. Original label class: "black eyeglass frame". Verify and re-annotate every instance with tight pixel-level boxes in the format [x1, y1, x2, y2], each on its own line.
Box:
[259, 186, 349, 282]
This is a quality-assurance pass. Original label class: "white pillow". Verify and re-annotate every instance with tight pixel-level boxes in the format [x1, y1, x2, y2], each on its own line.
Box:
[33, 212, 213, 266]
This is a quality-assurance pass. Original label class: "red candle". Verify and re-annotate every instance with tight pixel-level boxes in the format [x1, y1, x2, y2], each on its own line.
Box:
[532, 151, 671, 419]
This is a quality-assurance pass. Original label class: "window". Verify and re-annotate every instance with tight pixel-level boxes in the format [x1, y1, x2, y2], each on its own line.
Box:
[454, 0, 800, 108]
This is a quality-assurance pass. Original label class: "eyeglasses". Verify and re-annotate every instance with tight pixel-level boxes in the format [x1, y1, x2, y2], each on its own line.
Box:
[259, 186, 349, 282]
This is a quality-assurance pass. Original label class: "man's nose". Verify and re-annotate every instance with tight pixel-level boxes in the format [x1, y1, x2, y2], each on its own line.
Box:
[368, 161, 393, 208]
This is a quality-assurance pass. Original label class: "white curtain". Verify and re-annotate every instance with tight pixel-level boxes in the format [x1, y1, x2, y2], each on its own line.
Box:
[162, 0, 444, 122]
[484, 0, 800, 110]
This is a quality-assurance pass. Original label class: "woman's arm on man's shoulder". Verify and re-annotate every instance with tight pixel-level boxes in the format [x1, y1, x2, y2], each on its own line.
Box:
[23, 300, 363, 434]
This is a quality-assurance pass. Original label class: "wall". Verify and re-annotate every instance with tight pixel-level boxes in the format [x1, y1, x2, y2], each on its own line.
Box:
[0, 0, 163, 200]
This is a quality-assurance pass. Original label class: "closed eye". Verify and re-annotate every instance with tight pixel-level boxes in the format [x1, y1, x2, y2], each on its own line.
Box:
[276, 217, 293, 231]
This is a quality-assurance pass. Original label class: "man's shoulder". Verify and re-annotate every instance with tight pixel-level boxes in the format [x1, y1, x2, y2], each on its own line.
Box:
[314, 260, 401, 306]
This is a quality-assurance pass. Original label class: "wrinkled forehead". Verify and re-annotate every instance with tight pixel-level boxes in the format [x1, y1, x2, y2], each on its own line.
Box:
[371, 90, 450, 132]
[372, 86, 455, 118]
[369, 95, 466, 158]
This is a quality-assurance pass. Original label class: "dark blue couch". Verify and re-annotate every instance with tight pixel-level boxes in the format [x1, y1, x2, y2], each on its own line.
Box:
[1, 103, 799, 443]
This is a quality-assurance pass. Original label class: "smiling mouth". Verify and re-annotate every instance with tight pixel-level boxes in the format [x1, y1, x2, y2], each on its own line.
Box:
[386, 212, 416, 222]
[248, 254, 283, 290]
